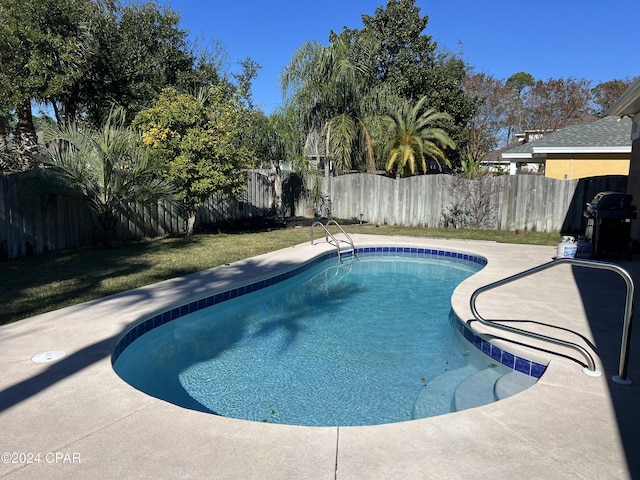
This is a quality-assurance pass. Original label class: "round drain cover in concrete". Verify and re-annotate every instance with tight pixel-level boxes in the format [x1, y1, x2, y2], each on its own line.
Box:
[31, 351, 66, 363]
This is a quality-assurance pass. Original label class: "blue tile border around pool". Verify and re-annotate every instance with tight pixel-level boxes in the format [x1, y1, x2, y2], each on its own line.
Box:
[111, 246, 545, 379]
[450, 312, 547, 379]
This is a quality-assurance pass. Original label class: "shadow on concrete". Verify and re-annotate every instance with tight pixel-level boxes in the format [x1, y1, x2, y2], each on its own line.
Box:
[570, 257, 640, 478]
[0, 251, 362, 417]
[0, 336, 115, 413]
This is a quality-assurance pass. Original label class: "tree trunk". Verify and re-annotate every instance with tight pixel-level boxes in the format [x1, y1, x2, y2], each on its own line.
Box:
[186, 213, 197, 235]
[97, 210, 120, 249]
[273, 165, 283, 218]
[0, 115, 10, 154]
[15, 99, 38, 146]
[6, 99, 40, 171]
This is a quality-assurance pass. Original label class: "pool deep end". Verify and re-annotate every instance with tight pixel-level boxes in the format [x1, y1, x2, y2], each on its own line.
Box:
[112, 247, 488, 361]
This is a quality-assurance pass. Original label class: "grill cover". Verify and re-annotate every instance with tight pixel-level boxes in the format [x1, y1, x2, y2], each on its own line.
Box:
[586, 192, 635, 218]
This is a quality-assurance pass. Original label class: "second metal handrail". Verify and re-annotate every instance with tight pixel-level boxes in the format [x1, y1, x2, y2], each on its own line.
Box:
[310, 220, 355, 262]
[470, 257, 635, 384]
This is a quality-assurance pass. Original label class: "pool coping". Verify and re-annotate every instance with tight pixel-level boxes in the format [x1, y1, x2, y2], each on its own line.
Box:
[1, 234, 638, 479]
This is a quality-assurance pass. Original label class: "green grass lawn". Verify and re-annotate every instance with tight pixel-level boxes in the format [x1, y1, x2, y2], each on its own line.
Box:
[0, 223, 559, 325]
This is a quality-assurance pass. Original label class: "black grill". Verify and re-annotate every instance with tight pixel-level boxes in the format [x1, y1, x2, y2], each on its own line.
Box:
[584, 191, 636, 259]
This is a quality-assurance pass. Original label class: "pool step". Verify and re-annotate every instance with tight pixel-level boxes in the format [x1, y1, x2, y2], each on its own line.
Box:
[494, 370, 537, 400]
[453, 367, 503, 411]
[411, 365, 477, 419]
[453, 368, 537, 412]
[412, 366, 539, 420]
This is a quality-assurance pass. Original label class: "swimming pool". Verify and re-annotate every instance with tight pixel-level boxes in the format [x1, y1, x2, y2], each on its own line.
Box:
[113, 247, 544, 426]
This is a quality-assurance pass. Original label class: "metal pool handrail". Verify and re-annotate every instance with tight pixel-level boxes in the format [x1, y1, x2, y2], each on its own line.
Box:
[325, 219, 354, 252]
[310, 220, 355, 262]
[470, 257, 635, 384]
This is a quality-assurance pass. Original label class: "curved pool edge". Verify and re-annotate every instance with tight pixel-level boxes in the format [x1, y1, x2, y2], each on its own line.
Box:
[111, 241, 492, 366]
[112, 236, 548, 413]
[111, 237, 547, 426]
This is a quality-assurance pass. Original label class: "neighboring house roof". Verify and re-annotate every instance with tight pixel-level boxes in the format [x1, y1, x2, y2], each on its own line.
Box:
[501, 116, 633, 161]
[497, 138, 538, 161]
[483, 139, 521, 163]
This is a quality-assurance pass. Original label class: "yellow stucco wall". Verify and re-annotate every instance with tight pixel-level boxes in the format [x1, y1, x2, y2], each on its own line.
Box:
[545, 153, 630, 180]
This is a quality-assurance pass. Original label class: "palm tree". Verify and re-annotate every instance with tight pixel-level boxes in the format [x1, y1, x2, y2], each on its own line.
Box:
[281, 32, 383, 174]
[38, 108, 174, 245]
[247, 108, 308, 217]
[384, 96, 456, 177]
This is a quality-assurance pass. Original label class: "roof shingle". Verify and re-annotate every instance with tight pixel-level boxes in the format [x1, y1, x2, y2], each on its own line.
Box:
[502, 116, 632, 159]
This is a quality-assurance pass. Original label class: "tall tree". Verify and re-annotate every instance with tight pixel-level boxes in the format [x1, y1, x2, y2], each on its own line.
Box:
[0, 0, 227, 135]
[503, 71, 534, 144]
[281, 1, 476, 173]
[592, 78, 637, 116]
[0, 0, 95, 140]
[133, 87, 256, 234]
[233, 57, 261, 111]
[359, 0, 434, 92]
[520, 77, 593, 132]
[463, 72, 510, 161]
[86, 1, 197, 124]
[281, 31, 381, 173]
[355, 0, 475, 162]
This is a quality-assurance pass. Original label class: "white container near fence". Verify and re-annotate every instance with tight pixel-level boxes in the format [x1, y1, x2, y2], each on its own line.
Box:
[556, 236, 577, 259]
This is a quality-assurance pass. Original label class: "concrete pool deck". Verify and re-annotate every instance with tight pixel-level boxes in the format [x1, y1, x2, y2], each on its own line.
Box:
[1, 234, 639, 479]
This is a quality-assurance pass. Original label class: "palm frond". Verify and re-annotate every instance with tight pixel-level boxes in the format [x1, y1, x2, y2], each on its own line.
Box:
[38, 108, 175, 243]
[325, 114, 356, 172]
[383, 95, 457, 176]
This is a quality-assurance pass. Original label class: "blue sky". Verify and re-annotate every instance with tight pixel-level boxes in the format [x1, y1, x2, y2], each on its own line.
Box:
[167, 0, 640, 114]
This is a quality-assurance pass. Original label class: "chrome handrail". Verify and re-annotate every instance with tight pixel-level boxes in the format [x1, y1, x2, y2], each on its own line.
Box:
[325, 219, 355, 253]
[310, 220, 355, 262]
[470, 257, 634, 384]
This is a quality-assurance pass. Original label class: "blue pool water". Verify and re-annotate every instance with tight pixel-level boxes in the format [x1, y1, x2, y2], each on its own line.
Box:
[113, 252, 535, 426]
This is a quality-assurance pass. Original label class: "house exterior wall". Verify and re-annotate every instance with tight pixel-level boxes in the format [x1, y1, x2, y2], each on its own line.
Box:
[626, 136, 640, 239]
[545, 153, 630, 180]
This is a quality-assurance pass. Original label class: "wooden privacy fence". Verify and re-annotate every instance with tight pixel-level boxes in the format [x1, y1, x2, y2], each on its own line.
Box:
[0, 170, 628, 260]
[0, 171, 276, 260]
[326, 173, 628, 234]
